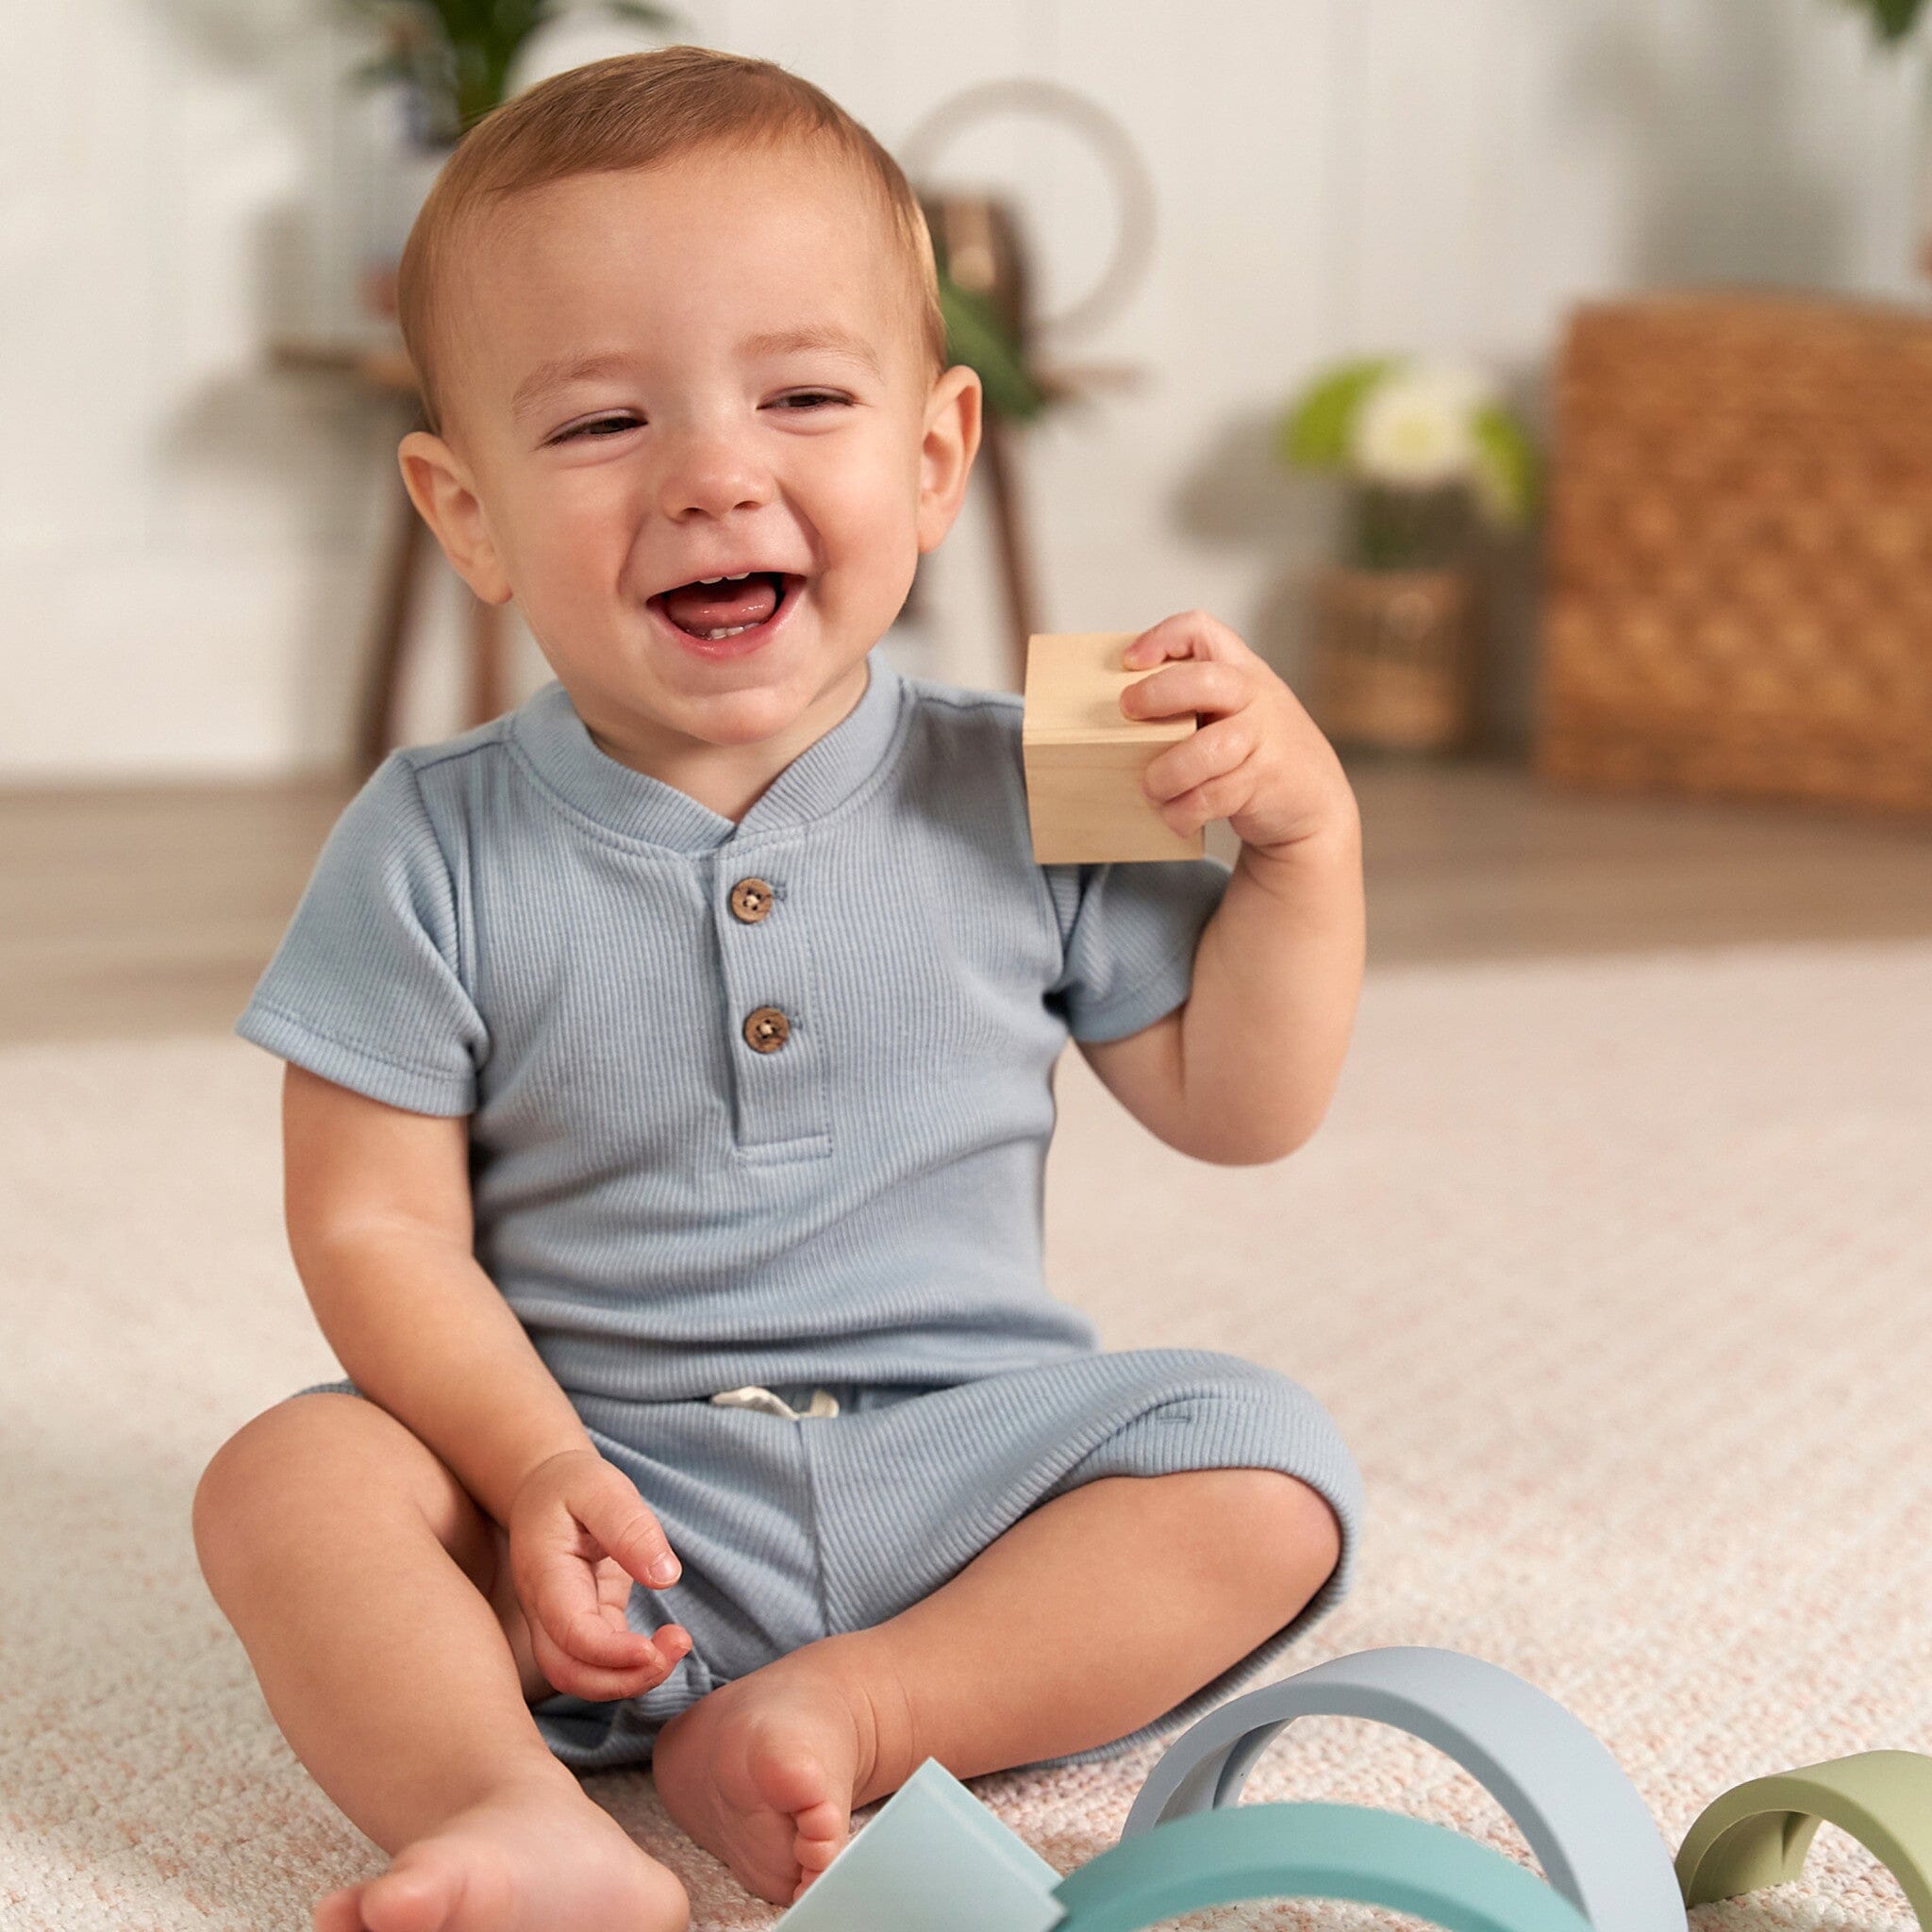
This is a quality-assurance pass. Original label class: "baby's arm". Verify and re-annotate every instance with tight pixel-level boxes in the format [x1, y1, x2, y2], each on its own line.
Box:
[1080, 613, 1365, 1165]
[280, 1063, 688, 1692]
[1079, 818, 1362, 1165]
[1175, 810, 1362, 1157]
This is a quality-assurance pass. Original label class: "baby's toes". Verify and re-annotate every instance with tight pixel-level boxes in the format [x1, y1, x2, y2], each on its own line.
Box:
[791, 1798, 848, 1884]
[793, 1837, 841, 1876]
[794, 1799, 845, 1856]
[359, 1845, 467, 1932]
[311, 1884, 364, 1932]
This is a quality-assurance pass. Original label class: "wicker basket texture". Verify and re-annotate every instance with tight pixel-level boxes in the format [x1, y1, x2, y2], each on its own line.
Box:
[1539, 291, 1932, 813]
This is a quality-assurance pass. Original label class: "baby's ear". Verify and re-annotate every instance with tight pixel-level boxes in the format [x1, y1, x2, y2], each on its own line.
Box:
[397, 431, 513, 606]
[915, 363, 983, 553]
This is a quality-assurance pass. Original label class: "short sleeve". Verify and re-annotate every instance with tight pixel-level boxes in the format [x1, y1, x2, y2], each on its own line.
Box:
[1042, 853, 1233, 1043]
[234, 753, 488, 1115]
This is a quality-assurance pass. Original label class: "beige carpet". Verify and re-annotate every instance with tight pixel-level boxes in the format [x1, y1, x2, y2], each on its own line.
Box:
[5, 939, 1931, 1931]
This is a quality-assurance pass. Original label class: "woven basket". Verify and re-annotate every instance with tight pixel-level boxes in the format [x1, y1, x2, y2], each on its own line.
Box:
[1538, 291, 1932, 814]
[1311, 564, 1476, 752]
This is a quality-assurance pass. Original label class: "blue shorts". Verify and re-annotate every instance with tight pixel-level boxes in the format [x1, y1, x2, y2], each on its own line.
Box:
[293, 1347, 1362, 1774]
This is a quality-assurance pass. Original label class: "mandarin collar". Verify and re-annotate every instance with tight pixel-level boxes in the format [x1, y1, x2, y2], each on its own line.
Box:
[509, 651, 906, 852]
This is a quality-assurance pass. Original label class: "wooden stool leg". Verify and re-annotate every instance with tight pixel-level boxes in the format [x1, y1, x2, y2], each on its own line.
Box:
[979, 410, 1040, 691]
[357, 477, 428, 777]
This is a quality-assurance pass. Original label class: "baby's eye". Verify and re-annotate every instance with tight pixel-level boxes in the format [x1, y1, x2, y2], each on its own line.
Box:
[557, 416, 639, 442]
[555, 394, 846, 442]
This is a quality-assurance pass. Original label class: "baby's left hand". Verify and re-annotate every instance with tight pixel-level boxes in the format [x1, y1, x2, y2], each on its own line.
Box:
[508, 1448, 692, 1703]
[1120, 610, 1356, 857]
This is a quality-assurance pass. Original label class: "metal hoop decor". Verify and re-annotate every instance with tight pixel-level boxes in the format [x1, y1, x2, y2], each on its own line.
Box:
[897, 77, 1157, 343]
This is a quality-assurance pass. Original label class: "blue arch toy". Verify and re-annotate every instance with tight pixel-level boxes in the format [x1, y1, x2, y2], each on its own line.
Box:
[1122, 1644, 1684, 1932]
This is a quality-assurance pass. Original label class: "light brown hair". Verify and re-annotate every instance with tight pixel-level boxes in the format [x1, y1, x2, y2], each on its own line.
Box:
[395, 44, 948, 441]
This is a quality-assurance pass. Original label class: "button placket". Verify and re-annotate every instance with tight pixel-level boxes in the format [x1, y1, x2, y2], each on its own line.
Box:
[712, 860, 828, 1153]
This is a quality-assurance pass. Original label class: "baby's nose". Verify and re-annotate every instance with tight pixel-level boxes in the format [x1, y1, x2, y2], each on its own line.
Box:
[655, 434, 773, 521]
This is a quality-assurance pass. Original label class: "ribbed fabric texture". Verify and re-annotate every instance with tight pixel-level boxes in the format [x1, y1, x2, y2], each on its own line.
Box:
[235, 650, 1240, 1402]
[296, 1346, 1362, 1774]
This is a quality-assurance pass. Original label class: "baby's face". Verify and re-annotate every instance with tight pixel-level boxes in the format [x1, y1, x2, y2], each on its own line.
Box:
[399, 142, 979, 768]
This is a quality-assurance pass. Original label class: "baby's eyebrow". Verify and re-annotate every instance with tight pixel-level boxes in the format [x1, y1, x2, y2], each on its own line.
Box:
[511, 352, 637, 423]
[510, 325, 883, 423]
[737, 325, 883, 378]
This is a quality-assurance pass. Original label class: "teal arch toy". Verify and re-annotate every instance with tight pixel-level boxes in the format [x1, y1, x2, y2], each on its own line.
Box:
[1674, 1750, 1932, 1924]
[777, 1758, 1594, 1932]
[1053, 1802, 1593, 1932]
[1121, 1645, 1685, 1932]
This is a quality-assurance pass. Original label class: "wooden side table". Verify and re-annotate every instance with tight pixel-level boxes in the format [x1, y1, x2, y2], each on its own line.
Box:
[269, 336, 508, 779]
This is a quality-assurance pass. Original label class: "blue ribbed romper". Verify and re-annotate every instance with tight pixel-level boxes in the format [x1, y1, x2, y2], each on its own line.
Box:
[234, 646, 1363, 1772]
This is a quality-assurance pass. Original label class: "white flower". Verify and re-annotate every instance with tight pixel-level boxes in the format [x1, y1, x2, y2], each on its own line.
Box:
[1349, 360, 1498, 491]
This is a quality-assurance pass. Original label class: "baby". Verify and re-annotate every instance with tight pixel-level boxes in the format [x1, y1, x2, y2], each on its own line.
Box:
[192, 43, 1368, 1932]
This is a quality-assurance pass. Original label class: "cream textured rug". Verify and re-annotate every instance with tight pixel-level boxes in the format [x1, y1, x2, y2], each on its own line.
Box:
[5, 940, 1931, 1931]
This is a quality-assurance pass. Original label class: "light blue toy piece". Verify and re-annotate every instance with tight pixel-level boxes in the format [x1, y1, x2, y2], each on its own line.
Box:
[1121, 1645, 1685, 1932]
[777, 1759, 1598, 1932]
[774, 1758, 1064, 1932]
[1054, 1801, 1595, 1932]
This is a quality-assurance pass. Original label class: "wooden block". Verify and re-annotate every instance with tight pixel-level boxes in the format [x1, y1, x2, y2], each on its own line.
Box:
[1022, 632, 1203, 863]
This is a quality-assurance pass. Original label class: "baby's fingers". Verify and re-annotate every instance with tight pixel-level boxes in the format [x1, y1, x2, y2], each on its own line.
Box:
[527, 1554, 658, 1672]
[529, 1616, 693, 1703]
[574, 1475, 682, 1591]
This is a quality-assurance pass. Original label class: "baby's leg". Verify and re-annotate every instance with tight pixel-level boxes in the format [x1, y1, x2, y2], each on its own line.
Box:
[192, 1392, 688, 1932]
[651, 1466, 1339, 1904]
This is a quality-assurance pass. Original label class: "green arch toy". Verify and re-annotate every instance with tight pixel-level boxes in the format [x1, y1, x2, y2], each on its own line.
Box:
[1051, 1803, 1593, 1932]
[1674, 1749, 1932, 1923]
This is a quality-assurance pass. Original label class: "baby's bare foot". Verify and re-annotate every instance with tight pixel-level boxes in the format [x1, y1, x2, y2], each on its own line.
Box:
[309, 1771, 688, 1932]
[651, 1646, 898, 1907]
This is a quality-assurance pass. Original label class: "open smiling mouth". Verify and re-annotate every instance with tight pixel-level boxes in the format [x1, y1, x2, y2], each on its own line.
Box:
[648, 571, 804, 646]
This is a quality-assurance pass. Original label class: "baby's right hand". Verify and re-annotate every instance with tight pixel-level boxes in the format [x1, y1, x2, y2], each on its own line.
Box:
[506, 1448, 692, 1703]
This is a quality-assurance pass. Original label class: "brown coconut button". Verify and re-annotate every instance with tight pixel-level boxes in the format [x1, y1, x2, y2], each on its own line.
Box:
[742, 1006, 791, 1053]
[729, 876, 774, 923]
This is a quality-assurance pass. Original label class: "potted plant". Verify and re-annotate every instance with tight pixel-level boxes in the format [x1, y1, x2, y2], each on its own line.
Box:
[341, 0, 683, 317]
[1829, 0, 1932, 277]
[1836, 0, 1924, 42]
[1275, 356, 1539, 753]
[343, 0, 683, 143]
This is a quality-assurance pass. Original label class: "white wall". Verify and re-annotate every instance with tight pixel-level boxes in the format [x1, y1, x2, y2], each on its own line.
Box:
[0, 0, 1920, 779]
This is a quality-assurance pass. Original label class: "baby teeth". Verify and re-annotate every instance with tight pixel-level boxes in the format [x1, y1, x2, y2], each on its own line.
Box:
[702, 624, 756, 640]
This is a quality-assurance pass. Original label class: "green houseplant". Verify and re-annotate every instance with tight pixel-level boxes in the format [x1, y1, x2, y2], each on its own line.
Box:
[1275, 356, 1539, 571]
[1272, 355, 1540, 754]
[1826, 0, 1932, 278]
[1836, 0, 1926, 40]
[342, 0, 684, 142]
